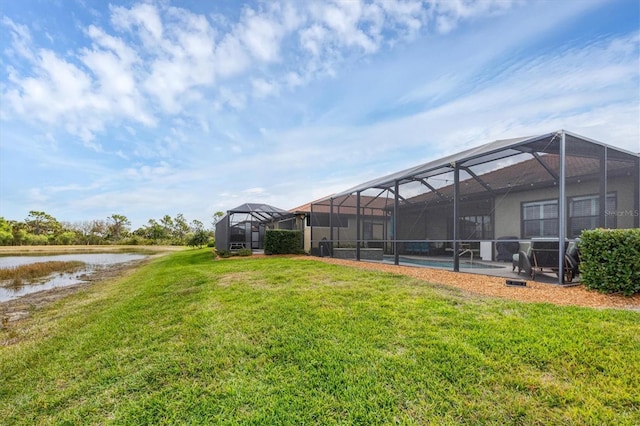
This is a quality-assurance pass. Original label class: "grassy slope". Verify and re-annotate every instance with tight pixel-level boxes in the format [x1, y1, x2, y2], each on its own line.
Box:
[1, 249, 639, 425]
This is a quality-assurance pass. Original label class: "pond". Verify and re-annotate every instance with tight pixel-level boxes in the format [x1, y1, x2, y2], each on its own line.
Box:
[0, 253, 148, 302]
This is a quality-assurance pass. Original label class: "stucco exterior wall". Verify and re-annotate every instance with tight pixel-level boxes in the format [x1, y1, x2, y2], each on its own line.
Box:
[494, 176, 636, 238]
[310, 216, 387, 248]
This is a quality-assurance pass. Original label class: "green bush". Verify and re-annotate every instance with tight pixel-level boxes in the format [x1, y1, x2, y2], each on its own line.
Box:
[237, 248, 252, 256]
[264, 229, 303, 255]
[217, 249, 232, 258]
[580, 228, 640, 296]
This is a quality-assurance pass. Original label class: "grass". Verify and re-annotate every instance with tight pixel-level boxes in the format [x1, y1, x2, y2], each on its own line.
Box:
[1, 249, 639, 424]
[0, 261, 85, 283]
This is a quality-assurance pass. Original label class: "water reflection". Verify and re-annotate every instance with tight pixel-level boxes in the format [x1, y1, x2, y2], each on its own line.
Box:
[0, 253, 147, 302]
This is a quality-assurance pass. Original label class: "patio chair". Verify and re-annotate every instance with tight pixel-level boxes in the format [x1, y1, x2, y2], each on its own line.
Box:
[514, 239, 576, 282]
[565, 239, 581, 282]
[496, 236, 519, 262]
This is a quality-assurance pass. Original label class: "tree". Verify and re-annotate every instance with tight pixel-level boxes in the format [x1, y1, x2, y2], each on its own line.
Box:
[11, 221, 27, 246]
[90, 220, 107, 244]
[160, 215, 174, 237]
[146, 219, 166, 242]
[188, 229, 209, 249]
[172, 213, 190, 241]
[25, 211, 60, 237]
[71, 220, 98, 245]
[0, 217, 13, 245]
[191, 219, 204, 232]
[107, 214, 131, 241]
[55, 231, 77, 245]
[212, 211, 224, 229]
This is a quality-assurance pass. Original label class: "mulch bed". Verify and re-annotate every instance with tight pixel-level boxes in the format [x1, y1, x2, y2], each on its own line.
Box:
[305, 256, 640, 311]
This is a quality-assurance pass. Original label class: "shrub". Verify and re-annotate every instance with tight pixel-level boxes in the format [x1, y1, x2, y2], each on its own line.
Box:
[264, 230, 303, 255]
[217, 249, 232, 258]
[580, 228, 640, 296]
[237, 248, 252, 256]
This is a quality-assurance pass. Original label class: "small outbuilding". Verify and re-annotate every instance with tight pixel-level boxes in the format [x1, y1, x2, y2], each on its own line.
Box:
[215, 203, 293, 251]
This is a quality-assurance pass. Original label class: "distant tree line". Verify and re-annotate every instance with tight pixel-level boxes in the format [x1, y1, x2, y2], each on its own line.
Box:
[0, 210, 225, 247]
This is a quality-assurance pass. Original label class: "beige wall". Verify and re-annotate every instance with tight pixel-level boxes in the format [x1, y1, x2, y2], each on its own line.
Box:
[309, 216, 387, 248]
[494, 176, 637, 238]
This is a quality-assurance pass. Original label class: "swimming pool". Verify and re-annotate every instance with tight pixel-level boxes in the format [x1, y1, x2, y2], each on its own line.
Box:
[383, 256, 504, 270]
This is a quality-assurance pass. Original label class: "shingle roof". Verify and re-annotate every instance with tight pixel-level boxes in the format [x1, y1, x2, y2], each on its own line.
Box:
[291, 195, 392, 215]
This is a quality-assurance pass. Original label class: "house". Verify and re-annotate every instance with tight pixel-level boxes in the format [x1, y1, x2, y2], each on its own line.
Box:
[306, 130, 639, 284]
[289, 195, 391, 255]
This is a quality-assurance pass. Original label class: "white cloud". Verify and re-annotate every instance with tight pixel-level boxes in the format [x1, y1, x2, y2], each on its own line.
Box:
[237, 8, 284, 62]
[110, 3, 164, 45]
[315, 1, 380, 53]
[1, 17, 34, 61]
[216, 35, 251, 81]
[430, 0, 519, 34]
[213, 87, 247, 111]
[251, 78, 279, 98]
[378, 0, 425, 38]
[124, 161, 173, 180]
[1, 0, 527, 148]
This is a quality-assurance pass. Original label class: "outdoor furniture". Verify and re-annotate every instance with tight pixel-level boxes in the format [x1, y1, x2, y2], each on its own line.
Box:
[319, 237, 332, 257]
[229, 242, 246, 250]
[405, 241, 431, 255]
[496, 236, 519, 262]
[514, 239, 577, 282]
[565, 240, 581, 282]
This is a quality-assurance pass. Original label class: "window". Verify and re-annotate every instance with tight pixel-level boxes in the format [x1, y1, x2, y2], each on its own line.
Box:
[363, 222, 373, 240]
[568, 193, 616, 238]
[522, 194, 617, 238]
[459, 215, 493, 239]
[522, 200, 558, 238]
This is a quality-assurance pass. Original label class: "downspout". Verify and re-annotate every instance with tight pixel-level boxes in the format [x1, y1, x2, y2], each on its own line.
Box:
[558, 130, 567, 284]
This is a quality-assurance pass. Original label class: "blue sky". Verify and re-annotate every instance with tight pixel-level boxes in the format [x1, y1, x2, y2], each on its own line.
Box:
[1, 0, 639, 229]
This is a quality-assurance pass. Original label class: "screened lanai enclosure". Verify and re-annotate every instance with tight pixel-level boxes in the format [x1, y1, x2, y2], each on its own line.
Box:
[309, 130, 639, 284]
[215, 203, 292, 251]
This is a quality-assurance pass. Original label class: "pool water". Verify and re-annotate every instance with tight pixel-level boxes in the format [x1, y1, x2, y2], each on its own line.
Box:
[384, 256, 504, 270]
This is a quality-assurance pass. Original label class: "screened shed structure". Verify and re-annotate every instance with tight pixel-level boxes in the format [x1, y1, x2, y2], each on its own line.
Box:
[215, 203, 292, 251]
[309, 130, 639, 284]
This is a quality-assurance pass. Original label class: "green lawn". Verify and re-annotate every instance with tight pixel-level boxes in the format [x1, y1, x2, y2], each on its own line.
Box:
[1, 249, 639, 425]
